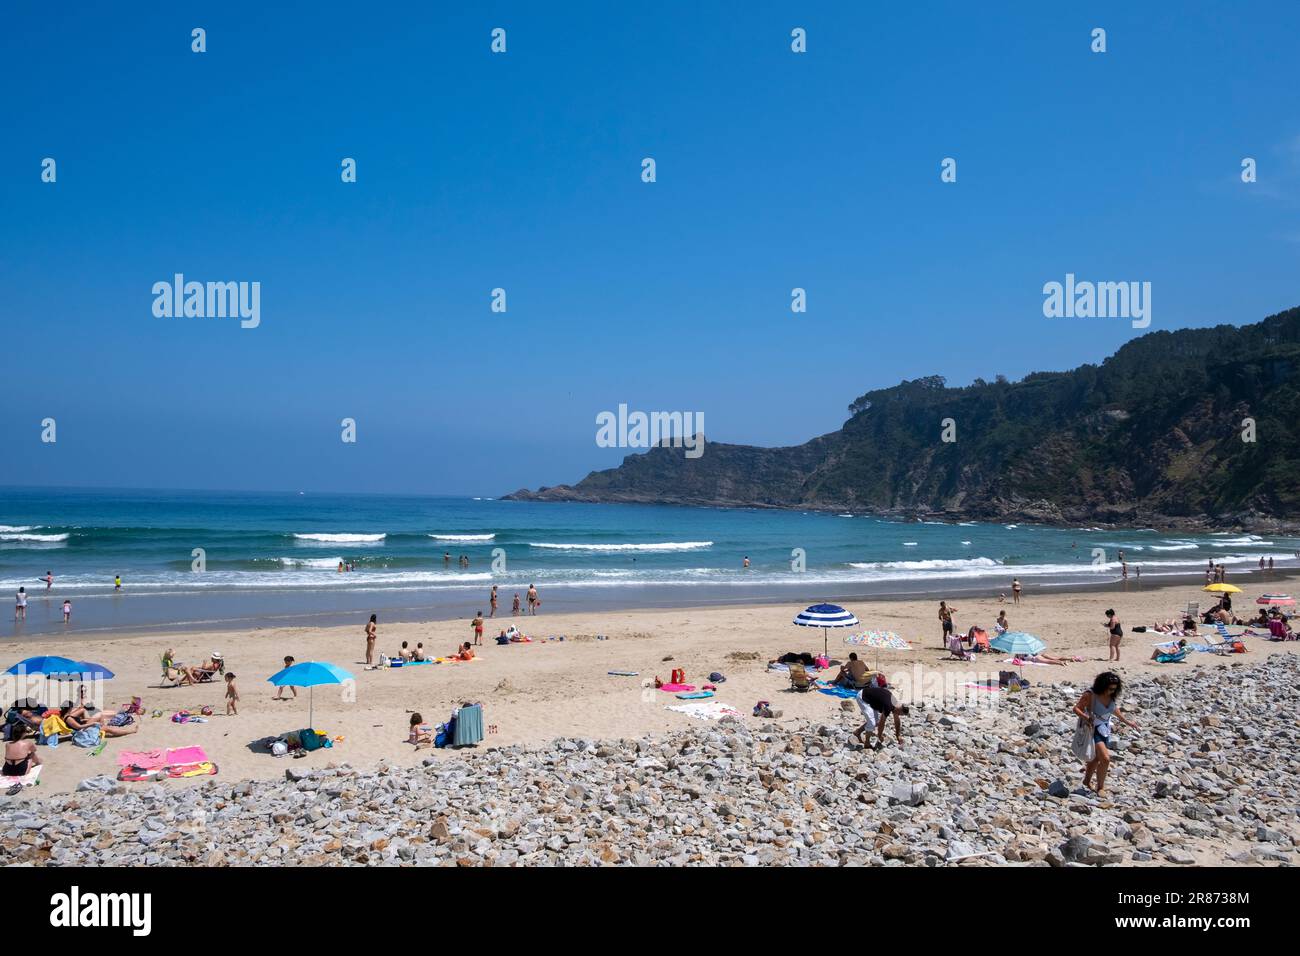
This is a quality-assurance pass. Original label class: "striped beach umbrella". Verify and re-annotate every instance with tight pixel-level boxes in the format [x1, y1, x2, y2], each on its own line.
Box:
[1257, 593, 1296, 606]
[793, 603, 860, 656]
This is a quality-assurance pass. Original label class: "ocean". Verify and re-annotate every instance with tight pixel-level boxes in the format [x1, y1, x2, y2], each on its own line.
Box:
[2, 486, 1297, 637]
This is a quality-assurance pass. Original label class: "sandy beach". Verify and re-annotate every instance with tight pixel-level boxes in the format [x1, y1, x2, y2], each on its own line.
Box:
[8, 574, 1296, 797]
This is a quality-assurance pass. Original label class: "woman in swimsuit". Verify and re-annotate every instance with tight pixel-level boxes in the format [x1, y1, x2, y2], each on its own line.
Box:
[3, 724, 40, 778]
[1072, 671, 1138, 796]
[365, 613, 378, 664]
[1104, 609, 1123, 661]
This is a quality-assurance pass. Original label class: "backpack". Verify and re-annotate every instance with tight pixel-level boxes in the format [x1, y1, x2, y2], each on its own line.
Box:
[300, 729, 327, 751]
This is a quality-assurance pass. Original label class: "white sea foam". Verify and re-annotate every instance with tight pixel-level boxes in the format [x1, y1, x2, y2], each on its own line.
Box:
[428, 533, 495, 542]
[1150, 542, 1199, 551]
[529, 541, 713, 552]
[0, 532, 69, 542]
[902, 542, 919, 546]
[851, 557, 1001, 571]
[0, 525, 37, 533]
[293, 533, 386, 544]
[278, 557, 346, 569]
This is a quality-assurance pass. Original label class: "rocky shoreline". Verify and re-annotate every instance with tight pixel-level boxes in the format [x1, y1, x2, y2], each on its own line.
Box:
[4, 655, 1297, 866]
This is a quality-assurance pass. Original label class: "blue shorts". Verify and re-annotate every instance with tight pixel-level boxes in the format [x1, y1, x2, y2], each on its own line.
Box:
[1093, 730, 1110, 746]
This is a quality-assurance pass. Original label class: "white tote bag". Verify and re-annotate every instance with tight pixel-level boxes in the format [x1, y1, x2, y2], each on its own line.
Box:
[1070, 718, 1096, 763]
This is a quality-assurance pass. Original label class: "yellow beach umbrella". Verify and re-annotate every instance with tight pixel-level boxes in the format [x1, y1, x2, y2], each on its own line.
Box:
[1202, 583, 1242, 594]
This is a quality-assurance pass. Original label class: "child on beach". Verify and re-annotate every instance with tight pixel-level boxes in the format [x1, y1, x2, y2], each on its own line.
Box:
[273, 656, 297, 700]
[512, 593, 521, 616]
[399, 641, 413, 661]
[413, 643, 427, 661]
[452, 642, 475, 661]
[409, 713, 432, 746]
[224, 673, 239, 715]
[472, 612, 484, 646]
[14, 587, 26, 621]
[62, 600, 71, 622]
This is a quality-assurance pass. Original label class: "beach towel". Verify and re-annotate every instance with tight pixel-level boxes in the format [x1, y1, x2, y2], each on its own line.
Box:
[658, 683, 695, 692]
[166, 746, 208, 765]
[5, 764, 41, 788]
[166, 761, 217, 778]
[666, 701, 741, 721]
[607, 670, 639, 676]
[1154, 651, 1187, 664]
[816, 682, 861, 699]
[1001, 657, 1051, 667]
[452, 704, 484, 747]
[117, 749, 167, 769]
[675, 691, 714, 700]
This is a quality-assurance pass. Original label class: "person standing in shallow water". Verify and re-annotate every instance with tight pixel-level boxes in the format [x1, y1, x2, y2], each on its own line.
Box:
[489, 586, 498, 618]
[1072, 671, 1138, 796]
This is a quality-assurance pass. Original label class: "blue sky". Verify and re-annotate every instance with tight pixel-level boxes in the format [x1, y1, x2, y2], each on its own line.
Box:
[1, 1, 1297, 496]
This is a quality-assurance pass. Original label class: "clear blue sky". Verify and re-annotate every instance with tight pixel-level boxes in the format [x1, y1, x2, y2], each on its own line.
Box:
[2, 1, 1297, 496]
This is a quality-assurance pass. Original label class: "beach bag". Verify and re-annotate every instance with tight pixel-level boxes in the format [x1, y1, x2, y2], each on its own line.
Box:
[1070, 719, 1095, 764]
[300, 729, 326, 752]
[271, 739, 289, 757]
[72, 726, 102, 748]
[1231, 641, 1246, 654]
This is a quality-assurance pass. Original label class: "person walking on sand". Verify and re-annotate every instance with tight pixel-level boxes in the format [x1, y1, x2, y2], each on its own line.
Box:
[472, 611, 484, 646]
[489, 585, 498, 618]
[224, 673, 239, 715]
[273, 656, 298, 700]
[938, 601, 956, 647]
[527, 584, 538, 615]
[364, 613, 378, 664]
[1072, 671, 1138, 796]
[14, 587, 26, 622]
[1011, 578, 1021, 604]
[1104, 608, 1123, 661]
[512, 592, 521, 616]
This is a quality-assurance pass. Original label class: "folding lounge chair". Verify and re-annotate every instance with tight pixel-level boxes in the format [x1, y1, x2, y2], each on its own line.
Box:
[788, 664, 816, 692]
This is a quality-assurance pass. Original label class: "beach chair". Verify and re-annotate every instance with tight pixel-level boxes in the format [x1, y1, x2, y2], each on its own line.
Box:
[159, 655, 182, 688]
[788, 664, 816, 692]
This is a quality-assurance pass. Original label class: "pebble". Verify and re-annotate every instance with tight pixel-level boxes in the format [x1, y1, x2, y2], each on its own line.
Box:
[4, 654, 1299, 866]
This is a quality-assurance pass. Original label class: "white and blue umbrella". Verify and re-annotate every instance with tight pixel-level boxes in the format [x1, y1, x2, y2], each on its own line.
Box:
[794, 603, 860, 656]
[989, 631, 1046, 669]
[267, 660, 354, 728]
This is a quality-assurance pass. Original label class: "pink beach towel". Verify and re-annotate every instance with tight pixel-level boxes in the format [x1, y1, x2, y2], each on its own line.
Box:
[658, 683, 695, 692]
[117, 749, 167, 769]
[166, 746, 208, 766]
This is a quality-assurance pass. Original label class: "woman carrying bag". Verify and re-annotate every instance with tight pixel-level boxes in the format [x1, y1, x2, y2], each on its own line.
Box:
[1071, 671, 1139, 796]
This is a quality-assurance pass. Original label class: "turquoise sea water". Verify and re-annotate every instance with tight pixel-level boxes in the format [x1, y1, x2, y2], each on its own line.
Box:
[2, 487, 1297, 636]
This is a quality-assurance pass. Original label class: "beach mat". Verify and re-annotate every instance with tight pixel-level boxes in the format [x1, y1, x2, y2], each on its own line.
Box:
[5, 764, 42, 788]
[675, 691, 714, 700]
[658, 683, 695, 692]
[816, 683, 860, 699]
[607, 670, 639, 676]
[666, 701, 741, 721]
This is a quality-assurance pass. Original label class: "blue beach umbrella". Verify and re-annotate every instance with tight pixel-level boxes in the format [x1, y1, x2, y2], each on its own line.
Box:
[74, 661, 115, 680]
[990, 631, 1046, 658]
[267, 660, 354, 728]
[794, 603, 860, 656]
[5, 655, 84, 676]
